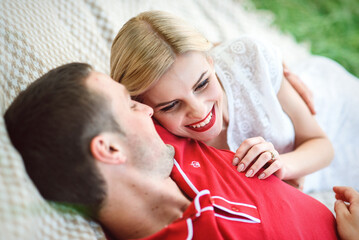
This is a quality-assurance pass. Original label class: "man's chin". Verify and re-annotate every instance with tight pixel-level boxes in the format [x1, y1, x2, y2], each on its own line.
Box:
[165, 144, 175, 158]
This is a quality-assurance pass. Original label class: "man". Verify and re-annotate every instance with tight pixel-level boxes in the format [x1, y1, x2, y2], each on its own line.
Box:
[5, 63, 338, 239]
[334, 186, 359, 240]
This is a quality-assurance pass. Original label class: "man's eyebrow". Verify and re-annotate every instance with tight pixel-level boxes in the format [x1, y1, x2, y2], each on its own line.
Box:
[192, 71, 208, 90]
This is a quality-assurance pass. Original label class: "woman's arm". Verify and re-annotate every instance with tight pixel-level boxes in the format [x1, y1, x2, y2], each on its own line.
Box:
[282, 63, 316, 115]
[275, 77, 334, 180]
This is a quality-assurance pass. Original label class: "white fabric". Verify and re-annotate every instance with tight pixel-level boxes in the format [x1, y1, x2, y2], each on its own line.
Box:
[1, 0, 311, 238]
[212, 37, 359, 193]
[211, 36, 296, 155]
[0, 0, 310, 112]
[0, 0, 355, 237]
[293, 57, 359, 193]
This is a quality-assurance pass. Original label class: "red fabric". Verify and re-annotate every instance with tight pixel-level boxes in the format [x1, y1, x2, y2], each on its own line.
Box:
[139, 190, 254, 240]
[147, 122, 338, 240]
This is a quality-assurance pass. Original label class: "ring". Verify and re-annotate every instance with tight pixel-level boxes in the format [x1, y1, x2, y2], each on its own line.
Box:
[268, 151, 276, 161]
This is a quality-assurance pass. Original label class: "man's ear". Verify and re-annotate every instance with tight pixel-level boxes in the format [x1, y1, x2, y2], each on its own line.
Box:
[90, 134, 127, 164]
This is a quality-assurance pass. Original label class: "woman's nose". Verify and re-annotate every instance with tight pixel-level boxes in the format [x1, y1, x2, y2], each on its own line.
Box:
[187, 100, 206, 119]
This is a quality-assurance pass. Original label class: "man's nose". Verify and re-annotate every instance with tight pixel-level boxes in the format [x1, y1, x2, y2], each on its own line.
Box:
[139, 102, 154, 117]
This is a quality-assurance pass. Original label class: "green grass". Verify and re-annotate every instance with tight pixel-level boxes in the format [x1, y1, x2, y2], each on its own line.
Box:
[249, 0, 359, 78]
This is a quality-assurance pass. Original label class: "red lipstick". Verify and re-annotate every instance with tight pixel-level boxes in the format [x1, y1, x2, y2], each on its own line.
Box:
[186, 106, 216, 132]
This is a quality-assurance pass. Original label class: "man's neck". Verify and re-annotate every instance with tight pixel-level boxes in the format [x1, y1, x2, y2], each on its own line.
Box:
[100, 174, 190, 239]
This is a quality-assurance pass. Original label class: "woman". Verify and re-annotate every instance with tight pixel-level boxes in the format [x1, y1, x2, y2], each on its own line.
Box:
[110, 11, 357, 192]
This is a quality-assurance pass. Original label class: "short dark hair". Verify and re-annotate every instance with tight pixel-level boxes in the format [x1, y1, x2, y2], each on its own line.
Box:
[4, 62, 121, 217]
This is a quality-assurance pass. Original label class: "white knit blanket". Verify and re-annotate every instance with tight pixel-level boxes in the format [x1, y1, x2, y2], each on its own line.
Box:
[0, 1, 331, 239]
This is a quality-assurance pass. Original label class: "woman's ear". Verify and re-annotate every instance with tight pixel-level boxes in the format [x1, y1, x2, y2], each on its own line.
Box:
[90, 134, 127, 165]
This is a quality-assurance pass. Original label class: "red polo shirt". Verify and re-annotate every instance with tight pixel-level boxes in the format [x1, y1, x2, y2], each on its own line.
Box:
[145, 123, 338, 239]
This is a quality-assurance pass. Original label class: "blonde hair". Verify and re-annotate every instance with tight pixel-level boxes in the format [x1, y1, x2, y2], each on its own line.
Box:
[110, 10, 212, 99]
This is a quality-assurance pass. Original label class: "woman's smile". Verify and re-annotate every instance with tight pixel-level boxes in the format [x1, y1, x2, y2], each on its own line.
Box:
[186, 106, 216, 132]
[142, 51, 226, 142]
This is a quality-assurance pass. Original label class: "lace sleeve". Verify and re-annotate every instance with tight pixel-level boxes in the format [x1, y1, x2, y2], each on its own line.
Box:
[211, 36, 294, 153]
[213, 36, 283, 93]
[253, 37, 283, 93]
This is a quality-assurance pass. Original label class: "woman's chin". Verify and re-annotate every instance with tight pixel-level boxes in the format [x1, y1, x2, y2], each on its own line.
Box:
[195, 130, 221, 143]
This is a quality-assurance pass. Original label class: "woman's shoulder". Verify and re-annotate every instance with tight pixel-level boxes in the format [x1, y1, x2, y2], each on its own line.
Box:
[211, 36, 264, 53]
[211, 35, 283, 92]
[211, 35, 280, 60]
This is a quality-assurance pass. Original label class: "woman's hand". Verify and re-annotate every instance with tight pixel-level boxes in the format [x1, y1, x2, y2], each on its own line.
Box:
[334, 186, 359, 240]
[232, 137, 285, 180]
[284, 177, 305, 191]
[283, 63, 316, 115]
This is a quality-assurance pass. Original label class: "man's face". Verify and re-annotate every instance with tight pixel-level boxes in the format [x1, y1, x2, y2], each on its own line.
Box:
[86, 72, 174, 178]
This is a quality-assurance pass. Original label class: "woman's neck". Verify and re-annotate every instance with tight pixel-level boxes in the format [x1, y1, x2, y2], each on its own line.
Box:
[204, 127, 229, 149]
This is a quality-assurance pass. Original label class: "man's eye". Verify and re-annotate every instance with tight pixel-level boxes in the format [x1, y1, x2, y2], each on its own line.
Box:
[130, 101, 137, 109]
[195, 78, 209, 91]
[160, 101, 178, 112]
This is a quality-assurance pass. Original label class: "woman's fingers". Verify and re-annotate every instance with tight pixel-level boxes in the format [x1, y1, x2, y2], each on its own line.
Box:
[258, 158, 283, 179]
[233, 137, 282, 178]
[245, 150, 277, 178]
[232, 136, 265, 167]
[235, 140, 271, 172]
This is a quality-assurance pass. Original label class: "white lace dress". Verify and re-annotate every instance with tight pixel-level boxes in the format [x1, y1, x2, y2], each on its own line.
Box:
[210, 36, 359, 193]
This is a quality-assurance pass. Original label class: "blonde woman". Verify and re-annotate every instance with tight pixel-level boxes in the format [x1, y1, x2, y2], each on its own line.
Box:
[111, 11, 358, 192]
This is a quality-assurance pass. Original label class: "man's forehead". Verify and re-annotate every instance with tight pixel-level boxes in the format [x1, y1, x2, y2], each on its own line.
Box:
[87, 71, 128, 96]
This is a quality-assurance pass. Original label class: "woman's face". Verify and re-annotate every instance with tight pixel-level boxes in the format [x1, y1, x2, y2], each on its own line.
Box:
[142, 51, 225, 142]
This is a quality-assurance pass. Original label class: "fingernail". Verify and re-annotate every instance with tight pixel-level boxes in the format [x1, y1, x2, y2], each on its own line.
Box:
[258, 173, 265, 180]
[246, 169, 253, 177]
[232, 157, 240, 166]
[238, 163, 245, 172]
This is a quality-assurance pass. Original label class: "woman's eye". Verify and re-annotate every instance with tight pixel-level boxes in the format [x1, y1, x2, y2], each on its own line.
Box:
[160, 101, 178, 112]
[195, 78, 209, 91]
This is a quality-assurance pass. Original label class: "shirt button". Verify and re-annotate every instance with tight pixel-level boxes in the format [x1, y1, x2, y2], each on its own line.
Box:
[231, 206, 239, 211]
